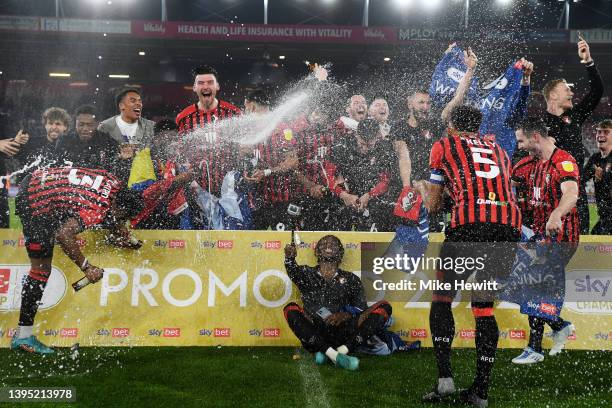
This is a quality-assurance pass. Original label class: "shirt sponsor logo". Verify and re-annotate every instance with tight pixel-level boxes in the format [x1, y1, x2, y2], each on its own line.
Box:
[539, 303, 558, 315]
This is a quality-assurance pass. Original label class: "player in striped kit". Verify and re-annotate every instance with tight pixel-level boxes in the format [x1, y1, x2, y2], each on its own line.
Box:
[11, 166, 143, 354]
[511, 118, 579, 365]
[421, 105, 521, 407]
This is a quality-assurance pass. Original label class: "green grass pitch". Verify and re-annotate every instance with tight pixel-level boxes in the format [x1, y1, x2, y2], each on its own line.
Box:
[0, 347, 610, 407]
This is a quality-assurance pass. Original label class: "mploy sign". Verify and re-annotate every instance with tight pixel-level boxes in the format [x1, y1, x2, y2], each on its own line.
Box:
[0, 265, 67, 311]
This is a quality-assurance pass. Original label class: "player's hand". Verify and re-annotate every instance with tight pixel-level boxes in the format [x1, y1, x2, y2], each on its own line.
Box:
[325, 312, 352, 326]
[545, 212, 563, 237]
[464, 47, 478, 70]
[520, 57, 534, 77]
[444, 42, 457, 54]
[244, 169, 265, 183]
[0, 138, 20, 156]
[594, 165, 603, 181]
[174, 169, 195, 185]
[14, 130, 29, 145]
[358, 192, 371, 211]
[578, 38, 592, 63]
[309, 184, 326, 199]
[119, 144, 136, 160]
[84, 265, 104, 283]
[339, 191, 359, 209]
[284, 243, 297, 259]
[313, 63, 328, 82]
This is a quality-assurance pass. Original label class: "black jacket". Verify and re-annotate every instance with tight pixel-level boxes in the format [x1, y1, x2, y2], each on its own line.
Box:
[544, 64, 604, 165]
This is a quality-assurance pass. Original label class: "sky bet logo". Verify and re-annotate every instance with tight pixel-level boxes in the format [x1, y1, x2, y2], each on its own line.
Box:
[153, 240, 185, 249]
[148, 328, 181, 337]
[198, 328, 230, 337]
[594, 332, 612, 341]
[249, 328, 280, 337]
[575, 275, 610, 298]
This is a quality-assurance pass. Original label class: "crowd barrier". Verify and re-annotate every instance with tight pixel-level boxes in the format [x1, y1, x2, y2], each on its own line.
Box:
[0, 229, 610, 350]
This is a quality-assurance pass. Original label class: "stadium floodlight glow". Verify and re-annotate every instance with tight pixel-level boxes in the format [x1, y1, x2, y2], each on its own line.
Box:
[496, 0, 512, 5]
[384, 57, 391, 62]
[49, 72, 71, 77]
[421, 0, 442, 11]
[109, 74, 130, 78]
[392, 0, 415, 8]
[138, 51, 146, 56]
[279, 55, 286, 60]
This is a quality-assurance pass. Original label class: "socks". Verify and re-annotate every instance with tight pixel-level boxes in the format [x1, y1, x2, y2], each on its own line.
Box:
[17, 325, 33, 339]
[430, 302, 455, 379]
[337, 345, 349, 355]
[18, 272, 49, 328]
[546, 317, 566, 332]
[325, 347, 339, 363]
[473, 315, 499, 400]
[528, 316, 545, 353]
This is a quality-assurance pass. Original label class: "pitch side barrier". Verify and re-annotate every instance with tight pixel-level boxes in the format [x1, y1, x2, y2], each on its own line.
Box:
[0, 230, 610, 350]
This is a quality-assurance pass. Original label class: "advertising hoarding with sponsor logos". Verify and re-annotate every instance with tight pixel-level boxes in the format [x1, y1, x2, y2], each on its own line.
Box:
[0, 230, 610, 349]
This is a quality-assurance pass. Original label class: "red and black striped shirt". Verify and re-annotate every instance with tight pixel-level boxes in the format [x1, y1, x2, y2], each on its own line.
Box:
[523, 148, 580, 242]
[256, 124, 301, 203]
[429, 133, 521, 230]
[175, 100, 241, 196]
[511, 155, 538, 229]
[296, 124, 335, 193]
[23, 167, 120, 227]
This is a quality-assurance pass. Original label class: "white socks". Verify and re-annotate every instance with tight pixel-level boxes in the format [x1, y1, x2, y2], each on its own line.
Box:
[17, 325, 33, 339]
[337, 345, 349, 355]
[325, 347, 339, 363]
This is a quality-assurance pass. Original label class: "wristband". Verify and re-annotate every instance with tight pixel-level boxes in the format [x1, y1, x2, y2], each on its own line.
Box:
[264, 169, 272, 177]
[80, 258, 89, 272]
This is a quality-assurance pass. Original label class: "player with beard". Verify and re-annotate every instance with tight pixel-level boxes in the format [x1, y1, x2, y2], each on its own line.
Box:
[176, 65, 241, 198]
[511, 118, 579, 365]
[175, 66, 241, 228]
[335, 94, 367, 138]
[583, 120, 612, 234]
[391, 90, 447, 232]
[542, 37, 603, 233]
[283, 235, 392, 370]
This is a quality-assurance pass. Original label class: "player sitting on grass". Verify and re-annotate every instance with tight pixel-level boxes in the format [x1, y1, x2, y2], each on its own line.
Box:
[283, 235, 393, 371]
[11, 166, 143, 354]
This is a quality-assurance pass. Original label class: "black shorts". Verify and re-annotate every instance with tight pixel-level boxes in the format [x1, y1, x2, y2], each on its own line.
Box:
[16, 192, 61, 258]
[436, 223, 520, 302]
